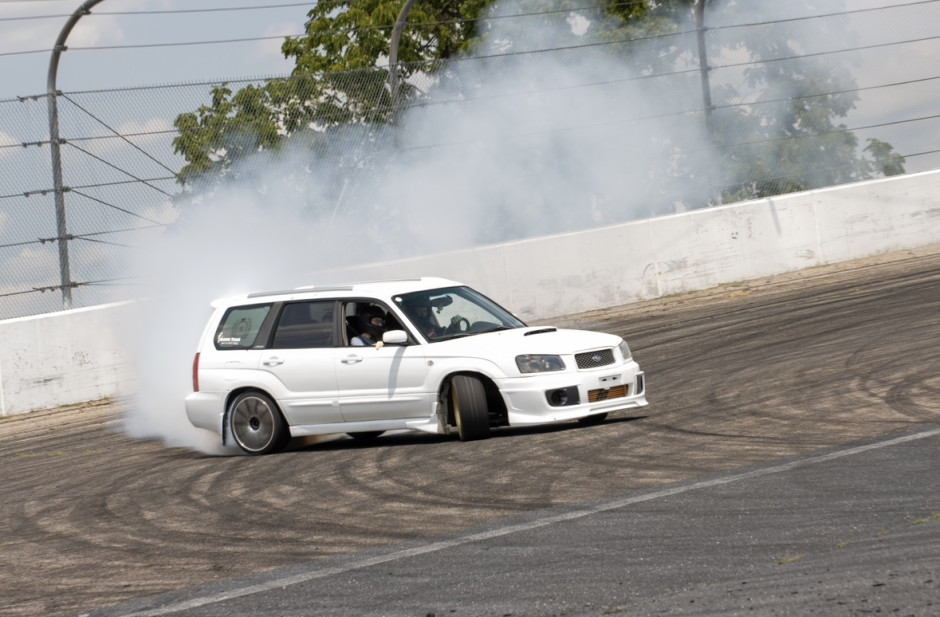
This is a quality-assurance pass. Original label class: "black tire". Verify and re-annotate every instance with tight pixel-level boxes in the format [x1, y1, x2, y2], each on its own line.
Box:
[451, 375, 490, 441]
[229, 391, 289, 455]
[577, 412, 608, 425]
[347, 431, 384, 441]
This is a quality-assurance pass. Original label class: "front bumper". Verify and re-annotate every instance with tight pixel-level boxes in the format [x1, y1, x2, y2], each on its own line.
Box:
[496, 362, 648, 425]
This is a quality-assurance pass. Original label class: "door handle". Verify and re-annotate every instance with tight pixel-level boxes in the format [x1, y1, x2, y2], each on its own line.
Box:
[262, 357, 284, 367]
[342, 355, 363, 365]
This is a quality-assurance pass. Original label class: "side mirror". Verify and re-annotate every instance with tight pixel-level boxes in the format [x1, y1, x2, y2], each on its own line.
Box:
[382, 330, 409, 345]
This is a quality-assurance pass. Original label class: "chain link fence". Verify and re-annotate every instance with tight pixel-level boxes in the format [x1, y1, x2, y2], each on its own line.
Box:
[1, 3, 938, 320]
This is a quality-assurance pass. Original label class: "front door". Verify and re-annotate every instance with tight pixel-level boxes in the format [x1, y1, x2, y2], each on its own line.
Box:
[335, 343, 430, 422]
[336, 300, 430, 422]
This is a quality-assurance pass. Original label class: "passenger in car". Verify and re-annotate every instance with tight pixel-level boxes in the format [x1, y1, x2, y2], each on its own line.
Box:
[351, 305, 387, 348]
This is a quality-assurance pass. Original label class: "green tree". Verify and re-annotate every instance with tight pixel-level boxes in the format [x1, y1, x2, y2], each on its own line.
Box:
[173, 0, 489, 186]
[172, 84, 280, 185]
[864, 138, 906, 177]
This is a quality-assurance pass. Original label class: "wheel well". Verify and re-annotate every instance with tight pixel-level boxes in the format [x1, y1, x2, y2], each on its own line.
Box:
[440, 372, 508, 429]
[222, 387, 281, 446]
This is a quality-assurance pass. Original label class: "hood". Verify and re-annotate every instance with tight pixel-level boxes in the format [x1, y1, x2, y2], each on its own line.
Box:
[432, 326, 621, 357]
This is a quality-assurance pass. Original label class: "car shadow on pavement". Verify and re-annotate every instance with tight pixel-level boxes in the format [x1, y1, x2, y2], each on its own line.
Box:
[287, 414, 649, 453]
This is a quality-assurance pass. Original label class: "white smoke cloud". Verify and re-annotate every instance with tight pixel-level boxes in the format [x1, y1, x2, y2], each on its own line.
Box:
[122, 182, 335, 454]
[121, 0, 719, 454]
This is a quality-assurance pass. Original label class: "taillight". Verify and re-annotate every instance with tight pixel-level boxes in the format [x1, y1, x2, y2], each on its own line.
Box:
[192, 352, 200, 392]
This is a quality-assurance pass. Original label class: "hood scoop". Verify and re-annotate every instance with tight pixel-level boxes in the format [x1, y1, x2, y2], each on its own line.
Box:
[524, 327, 557, 336]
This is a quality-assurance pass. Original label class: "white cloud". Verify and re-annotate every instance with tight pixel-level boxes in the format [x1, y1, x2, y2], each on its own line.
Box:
[0, 2, 63, 55]
[118, 116, 173, 135]
[0, 1, 309, 98]
[0, 130, 16, 160]
[248, 22, 296, 75]
[0, 2, 125, 51]
[4, 245, 57, 283]
[68, 13, 127, 48]
[85, 116, 176, 155]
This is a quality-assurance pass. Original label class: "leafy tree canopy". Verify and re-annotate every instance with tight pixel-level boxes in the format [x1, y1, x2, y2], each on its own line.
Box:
[173, 0, 904, 201]
[174, 0, 491, 186]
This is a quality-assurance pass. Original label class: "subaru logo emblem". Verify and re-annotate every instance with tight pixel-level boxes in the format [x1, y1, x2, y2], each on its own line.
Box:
[591, 353, 602, 363]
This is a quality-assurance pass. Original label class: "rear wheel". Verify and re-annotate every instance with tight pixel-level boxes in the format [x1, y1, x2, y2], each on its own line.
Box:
[229, 392, 289, 455]
[451, 375, 490, 441]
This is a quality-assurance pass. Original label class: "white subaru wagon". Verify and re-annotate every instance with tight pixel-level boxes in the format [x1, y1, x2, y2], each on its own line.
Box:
[185, 277, 648, 454]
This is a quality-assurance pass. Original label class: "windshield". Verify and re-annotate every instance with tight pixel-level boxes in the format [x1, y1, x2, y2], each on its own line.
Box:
[394, 286, 526, 341]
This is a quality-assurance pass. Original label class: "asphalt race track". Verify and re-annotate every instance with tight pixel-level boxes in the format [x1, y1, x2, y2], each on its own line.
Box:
[1, 246, 938, 617]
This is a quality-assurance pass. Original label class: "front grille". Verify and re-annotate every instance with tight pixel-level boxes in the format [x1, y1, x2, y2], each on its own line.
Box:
[588, 385, 629, 402]
[575, 348, 615, 370]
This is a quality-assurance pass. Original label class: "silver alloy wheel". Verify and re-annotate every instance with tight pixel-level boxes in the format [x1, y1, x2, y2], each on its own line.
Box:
[230, 392, 285, 454]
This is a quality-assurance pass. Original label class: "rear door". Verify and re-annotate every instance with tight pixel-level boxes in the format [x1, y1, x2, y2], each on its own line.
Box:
[259, 300, 342, 425]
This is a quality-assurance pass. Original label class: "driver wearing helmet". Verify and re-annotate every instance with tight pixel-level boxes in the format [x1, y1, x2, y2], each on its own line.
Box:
[402, 297, 442, 339]
[351, 305, 387, 347]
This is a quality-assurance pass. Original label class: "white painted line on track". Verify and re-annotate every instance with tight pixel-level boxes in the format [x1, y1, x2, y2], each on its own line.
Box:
[111, 426, 940, 617]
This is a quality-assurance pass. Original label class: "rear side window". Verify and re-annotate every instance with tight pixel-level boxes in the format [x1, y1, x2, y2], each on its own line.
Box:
[215, 304, 272, 350]
[271, 300, 336, 348]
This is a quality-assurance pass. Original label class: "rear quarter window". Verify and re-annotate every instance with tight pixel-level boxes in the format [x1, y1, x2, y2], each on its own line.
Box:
[214, 304, 272, 350]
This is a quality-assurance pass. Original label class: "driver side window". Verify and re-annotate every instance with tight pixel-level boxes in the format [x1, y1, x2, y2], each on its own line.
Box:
[343, 301, 396, 346]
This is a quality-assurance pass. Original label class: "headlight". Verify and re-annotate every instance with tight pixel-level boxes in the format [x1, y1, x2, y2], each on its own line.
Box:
[516, 354, 566, 373]
[618, 340, 632, 361]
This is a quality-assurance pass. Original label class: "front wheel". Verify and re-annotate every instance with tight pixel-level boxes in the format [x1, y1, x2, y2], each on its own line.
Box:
[451, 375, 490, 441]
[229, 392, 289, 455]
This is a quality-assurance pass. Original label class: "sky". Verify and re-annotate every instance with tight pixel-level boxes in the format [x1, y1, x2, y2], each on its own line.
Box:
[0, 0, 303, 100]
[0, 0, 934, 102]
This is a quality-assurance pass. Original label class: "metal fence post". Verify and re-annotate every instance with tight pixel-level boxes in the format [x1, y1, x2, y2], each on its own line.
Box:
[46, 0, 108, 309]
[695, 0, 713, 139]
[389, 0, 419, 125]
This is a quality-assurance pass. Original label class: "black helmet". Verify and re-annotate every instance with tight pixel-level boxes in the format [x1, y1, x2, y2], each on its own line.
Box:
[357, 305, 386, 339]
[402, 296, 432, 314]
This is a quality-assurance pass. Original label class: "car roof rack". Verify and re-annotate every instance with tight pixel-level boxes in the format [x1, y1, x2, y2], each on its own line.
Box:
[243, 278, 449, 300]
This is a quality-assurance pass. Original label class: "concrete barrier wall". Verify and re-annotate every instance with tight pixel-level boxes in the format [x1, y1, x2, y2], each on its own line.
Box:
[0, 301, 136, 416]
[2, 170, 938, 416]
[329, 170, 940, 319]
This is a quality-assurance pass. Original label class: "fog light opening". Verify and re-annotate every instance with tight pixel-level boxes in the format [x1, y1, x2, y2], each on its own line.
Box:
[546, 386, 580, 407]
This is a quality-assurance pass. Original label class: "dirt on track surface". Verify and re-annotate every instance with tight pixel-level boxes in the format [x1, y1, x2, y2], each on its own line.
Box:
[2, 246, 939, 617]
